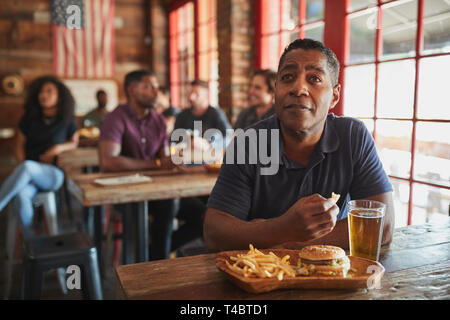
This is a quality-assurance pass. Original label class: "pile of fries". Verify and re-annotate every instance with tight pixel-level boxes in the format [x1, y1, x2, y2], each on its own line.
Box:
[225, 244, 296, 280]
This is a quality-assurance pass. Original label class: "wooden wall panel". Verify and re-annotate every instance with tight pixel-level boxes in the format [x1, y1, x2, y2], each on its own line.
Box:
[0, 0, 152, 172]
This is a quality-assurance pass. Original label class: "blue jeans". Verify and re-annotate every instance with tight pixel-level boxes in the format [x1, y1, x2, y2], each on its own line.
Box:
[0, 160, 64, 236]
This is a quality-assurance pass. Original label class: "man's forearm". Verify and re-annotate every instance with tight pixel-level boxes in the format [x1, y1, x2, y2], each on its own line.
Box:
[204, 209, 292, 252]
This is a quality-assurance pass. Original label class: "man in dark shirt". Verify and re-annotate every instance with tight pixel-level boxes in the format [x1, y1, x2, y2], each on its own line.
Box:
[99, 70, 176, 260]
[174, 80, 231, 151]
[234, 69, 276, 130]
[171, 80, 231, 254]
[204, 39, 395, 252]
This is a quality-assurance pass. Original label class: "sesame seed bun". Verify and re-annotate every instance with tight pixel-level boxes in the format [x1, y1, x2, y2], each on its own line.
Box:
[298, 245, 346, 261]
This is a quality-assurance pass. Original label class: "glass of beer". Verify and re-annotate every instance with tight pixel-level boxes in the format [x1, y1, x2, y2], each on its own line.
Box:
[348, 200, 386, 261]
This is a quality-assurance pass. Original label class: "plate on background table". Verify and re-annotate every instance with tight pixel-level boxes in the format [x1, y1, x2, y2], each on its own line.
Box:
[216, 249, 385, 293]
[93, 174, 152, 187]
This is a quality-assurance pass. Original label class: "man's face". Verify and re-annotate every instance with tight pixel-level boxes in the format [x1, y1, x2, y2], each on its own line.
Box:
[274, 48, 340, 137]
[189, 85, 209, 111]
[97, 92, 108, 108]
[131, 75, 159, 109]
[248, 74, 274, 108]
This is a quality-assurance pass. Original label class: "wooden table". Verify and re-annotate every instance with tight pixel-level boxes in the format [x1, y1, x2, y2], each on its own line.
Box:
[67, 166, 219, 269]
[115, 217, 450, 300]
[57, 147, 99, 171]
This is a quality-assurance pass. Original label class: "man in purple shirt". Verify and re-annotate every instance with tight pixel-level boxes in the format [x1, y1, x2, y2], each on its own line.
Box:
[99, 70, 176, 260]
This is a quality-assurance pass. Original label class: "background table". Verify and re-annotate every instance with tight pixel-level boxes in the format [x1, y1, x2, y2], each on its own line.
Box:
[115, 217, 450, 300]
[57, 147, 99, 172]
[67, 166, 219, 270]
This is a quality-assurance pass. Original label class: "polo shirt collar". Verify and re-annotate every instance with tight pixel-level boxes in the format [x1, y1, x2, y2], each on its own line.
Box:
[275, 114, 340, 169]
[124, 103, 154, 122]
[317, 113, 340, 154]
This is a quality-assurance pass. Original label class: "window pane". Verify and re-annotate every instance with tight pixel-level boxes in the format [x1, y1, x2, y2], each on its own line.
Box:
[261, 34, 281, 70]
[423, 0, 450, 55]
[412, 183, 450, 225]
[349, 0, 378, 12]
[377, 59, 415, 119]
[390, 177, 410, 228]
[280, 31, 291, 56]
[349, 9, 377, 63]
[289, 0, 299, 26]
[375, 120, 412, 179]
[304, 22, 324, 42]
[414, 122, 450, 188]
[209, 80, 219, 107]
[198, 53, 209, 80]
[381, 0, 417, 60]
[417, 55, 450, 120]
[344, 64, 375, 117]
[261, 0, 280, 34]
[306, 0, 324, 22]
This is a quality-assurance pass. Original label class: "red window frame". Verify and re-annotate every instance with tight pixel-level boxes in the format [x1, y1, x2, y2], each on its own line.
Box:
[345, 0, 450, 225]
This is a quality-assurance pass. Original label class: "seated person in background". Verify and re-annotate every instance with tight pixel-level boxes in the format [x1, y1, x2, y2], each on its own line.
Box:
[171, 79, 232, 254]
[82, 89, 109, 129]
[0, 75, 79, 238]
[155, 86, 180, 135]
[174, 79, 231, 152]
[204, 38, 395, 252]
[234, 69, 276, 130]
[99, 70, 176, 260]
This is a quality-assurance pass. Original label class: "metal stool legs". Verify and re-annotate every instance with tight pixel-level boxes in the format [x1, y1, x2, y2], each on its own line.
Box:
[33, 191, 67, 295]
[3, 205, 18, 299]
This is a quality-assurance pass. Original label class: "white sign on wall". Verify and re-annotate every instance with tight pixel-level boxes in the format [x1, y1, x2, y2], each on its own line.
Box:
[63, 79, 119, 116]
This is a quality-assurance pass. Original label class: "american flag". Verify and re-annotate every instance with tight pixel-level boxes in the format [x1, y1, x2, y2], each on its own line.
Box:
[51, 0, 115, 78]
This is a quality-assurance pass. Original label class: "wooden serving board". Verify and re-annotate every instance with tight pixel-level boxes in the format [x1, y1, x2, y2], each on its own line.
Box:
[216, 249, 385, 293]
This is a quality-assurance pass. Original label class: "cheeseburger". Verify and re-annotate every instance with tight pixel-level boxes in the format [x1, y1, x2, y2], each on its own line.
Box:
[296, 245, 350, 277]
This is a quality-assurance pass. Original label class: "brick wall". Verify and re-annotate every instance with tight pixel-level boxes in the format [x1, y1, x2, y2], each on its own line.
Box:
[150, 0, 169, 87]
[217, 0, 254, 124]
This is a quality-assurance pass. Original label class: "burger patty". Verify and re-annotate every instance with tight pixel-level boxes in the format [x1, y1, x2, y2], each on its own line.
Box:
[300, 258, 337, 266]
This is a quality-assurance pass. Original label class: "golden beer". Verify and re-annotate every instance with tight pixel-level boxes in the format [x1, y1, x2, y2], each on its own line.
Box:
[348, 200, 385, 261]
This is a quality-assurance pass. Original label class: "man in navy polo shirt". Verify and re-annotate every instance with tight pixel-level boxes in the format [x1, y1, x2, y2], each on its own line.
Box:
[204, 39, 395, 252]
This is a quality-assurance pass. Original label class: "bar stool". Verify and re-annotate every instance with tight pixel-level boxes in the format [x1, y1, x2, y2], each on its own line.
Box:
[3, 191, 66, 299]
[20, 232, 103, 300]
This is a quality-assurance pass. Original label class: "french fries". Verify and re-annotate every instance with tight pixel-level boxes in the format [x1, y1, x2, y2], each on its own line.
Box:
[331, 192, 340, 203]
[225, 244, 296, 280]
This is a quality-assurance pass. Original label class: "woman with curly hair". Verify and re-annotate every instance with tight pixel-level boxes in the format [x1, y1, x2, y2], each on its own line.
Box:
[0, 75, 79, 237]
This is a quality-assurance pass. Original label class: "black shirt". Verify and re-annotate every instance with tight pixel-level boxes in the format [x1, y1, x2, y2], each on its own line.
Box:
[174, 106, 231, 136]
[19, 115, 78, 161]
[162, 105, 180, 118]
[174, 106, 232, 148]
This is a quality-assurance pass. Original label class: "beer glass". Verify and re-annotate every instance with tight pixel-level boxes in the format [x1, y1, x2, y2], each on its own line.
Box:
[348, 200, 386, 261]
